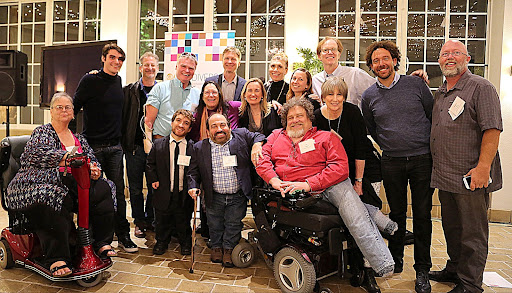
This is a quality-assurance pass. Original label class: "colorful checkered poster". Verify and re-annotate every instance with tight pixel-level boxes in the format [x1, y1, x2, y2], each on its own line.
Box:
[164, 31, 236, 88]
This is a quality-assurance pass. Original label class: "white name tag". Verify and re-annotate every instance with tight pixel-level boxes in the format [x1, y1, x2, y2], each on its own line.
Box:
[298, 139, 316, 154]
[177, 154, 191, 166]
[223, 155, 237, 167]
[449, 96, 465, 120]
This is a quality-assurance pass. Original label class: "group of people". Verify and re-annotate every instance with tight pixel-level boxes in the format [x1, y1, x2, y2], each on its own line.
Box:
[4, 36, 501, 293]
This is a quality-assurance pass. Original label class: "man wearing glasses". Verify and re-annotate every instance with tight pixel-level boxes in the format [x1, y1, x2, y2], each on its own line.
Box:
[74, 42, 139, 253]
[312, 37, 375, 108]
[144, 52, 200, 139]
[429, 40, 503, 293]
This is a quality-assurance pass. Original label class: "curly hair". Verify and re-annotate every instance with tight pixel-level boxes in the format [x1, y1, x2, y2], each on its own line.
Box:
[172, 109, 195, 124]
[280, 97, 315, 129]
[364, 40, 401, 71]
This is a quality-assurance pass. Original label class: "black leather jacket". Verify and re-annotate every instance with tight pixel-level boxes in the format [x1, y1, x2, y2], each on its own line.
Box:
[122, 80, 143, 153]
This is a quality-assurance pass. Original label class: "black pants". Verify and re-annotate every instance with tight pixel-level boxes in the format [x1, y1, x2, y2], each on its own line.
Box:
[439, 190, 489, 293]
[62, 174, 115, 251]
[381, 153, 434, 272]
[154, 194, 192, 246]
[23, 198, 74, 268]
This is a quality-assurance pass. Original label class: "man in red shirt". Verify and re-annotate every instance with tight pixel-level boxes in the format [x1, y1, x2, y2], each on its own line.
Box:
[256, 98, 394, 292]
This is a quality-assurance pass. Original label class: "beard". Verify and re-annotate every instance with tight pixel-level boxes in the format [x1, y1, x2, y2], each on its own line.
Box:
[440, 60, 467, 77]
[287, 127, 305, 138]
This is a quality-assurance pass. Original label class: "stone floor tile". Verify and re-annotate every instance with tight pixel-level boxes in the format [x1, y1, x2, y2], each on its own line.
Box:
[110, 272, 149, 286]
[131, 255, 166, 266]
[82, 281, 125, 292]
[212, 284, 249, 293]
[137, 265, 171, 277]
[168, 268, 203, 281]
[111, 261, 144, 273]
[200, 272, 237, 285]
[190, 261, 223, 273]
[120, 285, 159, 293]
[247, 288, 282, 293]
[0, 268, 33, 281]
[22, 273, 54, 285]
[175, 279, 214, 293]
[234, 276, 269, 288]
[18, 283, 61, 293]
[0, 279, 30, 292]
[253, 267, 273, 278]
[222, 266, 257, 277]
[142, 276, 181, 290]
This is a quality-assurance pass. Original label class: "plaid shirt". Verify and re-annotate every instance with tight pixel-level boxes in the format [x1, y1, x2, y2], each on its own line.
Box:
[210, 137, 240, 194]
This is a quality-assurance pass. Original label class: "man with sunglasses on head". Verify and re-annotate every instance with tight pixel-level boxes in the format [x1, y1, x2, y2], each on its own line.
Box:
[74, 42, 139, 253]
[144, 52, 200, 140]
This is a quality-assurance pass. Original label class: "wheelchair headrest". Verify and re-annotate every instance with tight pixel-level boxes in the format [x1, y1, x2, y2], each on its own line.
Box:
[0, 135, 30, 190]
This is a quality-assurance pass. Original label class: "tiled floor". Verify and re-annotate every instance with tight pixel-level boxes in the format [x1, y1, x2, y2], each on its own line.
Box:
[1, 206, 512, 293]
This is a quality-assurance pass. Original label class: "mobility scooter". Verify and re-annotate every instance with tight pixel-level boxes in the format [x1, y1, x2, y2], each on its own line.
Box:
[0, 135, 112, 287]
[231, 187, 363, 293]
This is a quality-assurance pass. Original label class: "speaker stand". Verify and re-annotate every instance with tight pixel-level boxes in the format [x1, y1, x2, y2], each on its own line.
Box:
[5, 106, 10, 137]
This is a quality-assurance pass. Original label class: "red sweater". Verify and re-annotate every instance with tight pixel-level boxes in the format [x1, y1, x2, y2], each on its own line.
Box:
[256, 127, 349, 192]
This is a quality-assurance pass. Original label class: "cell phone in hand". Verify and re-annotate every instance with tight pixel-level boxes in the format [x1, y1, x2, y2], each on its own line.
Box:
[463, 175, 492, 190]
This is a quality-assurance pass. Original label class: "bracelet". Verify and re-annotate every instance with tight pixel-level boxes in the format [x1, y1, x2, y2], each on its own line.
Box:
[355, 178, 363, 182]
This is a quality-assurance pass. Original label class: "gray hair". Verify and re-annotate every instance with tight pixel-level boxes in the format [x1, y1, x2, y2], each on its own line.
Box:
[280, 97, 315, 128]
[50, 92, 73, 109]
[139, 51, 159, 64]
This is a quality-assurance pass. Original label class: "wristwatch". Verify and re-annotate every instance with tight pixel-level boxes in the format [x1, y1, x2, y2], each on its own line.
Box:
[355, 178, 363, 182]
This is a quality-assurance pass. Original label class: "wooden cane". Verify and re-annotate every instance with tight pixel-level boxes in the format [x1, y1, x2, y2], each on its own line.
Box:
[189, 193, 198, 273]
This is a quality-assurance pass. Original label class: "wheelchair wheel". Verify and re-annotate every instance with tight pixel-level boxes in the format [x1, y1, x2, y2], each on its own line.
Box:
[76, 273, 103, 287]
[0, 239, 14, 269]
[274, 247, 316, 293]
[231, 242, 256, 268]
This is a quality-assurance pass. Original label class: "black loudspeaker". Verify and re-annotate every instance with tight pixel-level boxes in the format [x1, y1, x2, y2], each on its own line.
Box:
[0, 50, 28, 106]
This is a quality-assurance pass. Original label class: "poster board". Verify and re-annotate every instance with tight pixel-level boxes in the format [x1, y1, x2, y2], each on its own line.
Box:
[164, 31, 236, 88]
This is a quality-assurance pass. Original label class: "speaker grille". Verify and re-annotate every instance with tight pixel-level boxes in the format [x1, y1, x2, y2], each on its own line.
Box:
[0, 71, 15, 103]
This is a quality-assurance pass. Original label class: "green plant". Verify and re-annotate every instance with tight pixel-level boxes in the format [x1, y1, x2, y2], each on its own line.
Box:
[293, 47, 323, 75]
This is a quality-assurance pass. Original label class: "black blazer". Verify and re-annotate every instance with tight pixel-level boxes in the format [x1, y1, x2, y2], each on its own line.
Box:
[204, 74, 247, 101]
[238, 107, 282, 137]
[187, 128, 265, 208]
[146, 136, 194, 211]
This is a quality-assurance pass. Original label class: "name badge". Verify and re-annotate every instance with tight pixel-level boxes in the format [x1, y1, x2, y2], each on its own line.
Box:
[448, 96, 465, 120]
[177, 154, 191, 166]
[298, 139, 315, 154]
[223, 155, 237, 167]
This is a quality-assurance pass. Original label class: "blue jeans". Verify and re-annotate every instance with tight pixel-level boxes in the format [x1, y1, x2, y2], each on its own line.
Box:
[381, 153, 433, 271]
[125, 145, 154, 225]
[322, 178, 394, 276]
[91, 142, 130, 236]
[206, 191, 247, 250]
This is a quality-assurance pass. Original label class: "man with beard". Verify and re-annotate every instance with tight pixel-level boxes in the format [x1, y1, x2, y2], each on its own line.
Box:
[256, 98, 395, 292]
[188, 113, 265, 267]
[361, 40, 434, 293]
[429, 40, 502, 293]
[146, 109, 195, 256]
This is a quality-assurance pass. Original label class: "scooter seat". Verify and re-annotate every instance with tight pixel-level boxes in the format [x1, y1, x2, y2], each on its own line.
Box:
[267, 206, 343, 232]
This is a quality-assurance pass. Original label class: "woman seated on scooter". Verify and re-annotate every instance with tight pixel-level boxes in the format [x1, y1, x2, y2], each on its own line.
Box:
[5, 92, 116, 277]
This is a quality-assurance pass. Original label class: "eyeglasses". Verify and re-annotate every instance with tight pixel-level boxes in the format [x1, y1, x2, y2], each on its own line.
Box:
[52, 105, 73, 111]
[439, 51, 467, 58]
[321, 48, 338, 54]
[203, 90, 219, 96]
[180, 52, 197, 61]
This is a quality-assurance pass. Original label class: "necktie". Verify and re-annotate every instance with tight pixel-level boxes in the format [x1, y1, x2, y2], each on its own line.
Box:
[173, 140, 180, 197]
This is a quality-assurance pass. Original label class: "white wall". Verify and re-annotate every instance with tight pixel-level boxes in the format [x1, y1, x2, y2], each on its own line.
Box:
[493, 0, 512, 210]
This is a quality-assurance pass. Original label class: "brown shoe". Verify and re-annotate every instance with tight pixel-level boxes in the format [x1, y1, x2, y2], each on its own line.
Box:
[211, 247, 223, 263]
[223, 248, 234, 268]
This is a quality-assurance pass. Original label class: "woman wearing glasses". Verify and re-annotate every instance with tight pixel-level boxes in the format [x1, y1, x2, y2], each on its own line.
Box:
[6, 92, 117, 277]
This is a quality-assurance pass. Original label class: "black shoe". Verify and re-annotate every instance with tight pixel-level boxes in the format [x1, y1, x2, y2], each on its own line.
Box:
[360, 267, 381, 293]
[415, 270, 431, 293]
[394, 258, 403, 274]
[118, 234, 139, 253]
[448, 283, 468, 293]
[205, 238, 212, 249]
[180, 243, 192, 255]
[153, 241, 168, 255]
[429, 268, 460, 284]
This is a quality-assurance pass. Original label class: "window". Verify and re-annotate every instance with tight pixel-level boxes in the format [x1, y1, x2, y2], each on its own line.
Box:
[214, 0, 285, 81]
[140, 0, 171, 65]
[0, 0, 102, 126]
